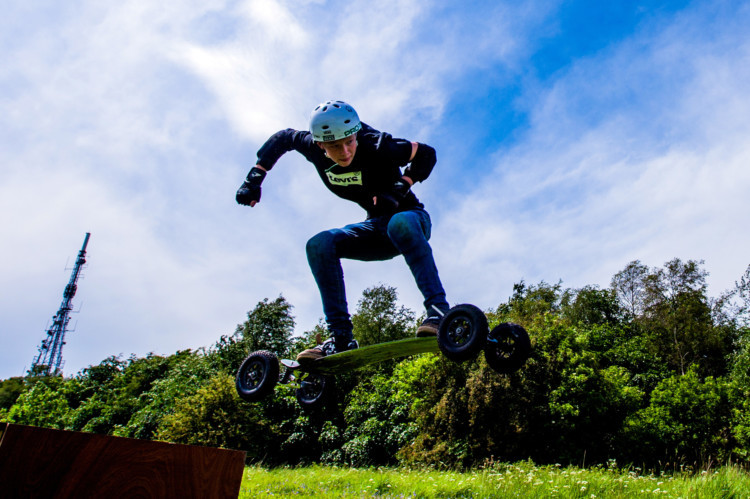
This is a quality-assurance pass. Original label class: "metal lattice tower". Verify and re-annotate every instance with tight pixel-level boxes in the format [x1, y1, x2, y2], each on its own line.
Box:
[30, 232, 91, 377]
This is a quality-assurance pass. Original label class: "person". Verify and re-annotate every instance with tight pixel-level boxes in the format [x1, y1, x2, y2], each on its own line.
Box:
[236, 100, 449, 361]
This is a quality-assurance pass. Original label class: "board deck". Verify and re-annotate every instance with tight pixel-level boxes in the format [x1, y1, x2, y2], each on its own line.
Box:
[290, 337, 440, 374]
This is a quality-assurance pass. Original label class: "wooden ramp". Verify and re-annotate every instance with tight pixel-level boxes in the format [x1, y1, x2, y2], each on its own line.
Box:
[0, 423, 246, 498]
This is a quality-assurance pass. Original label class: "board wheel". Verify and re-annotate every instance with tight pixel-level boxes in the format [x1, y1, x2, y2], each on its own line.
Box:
[235, 350, 279, 402]
[484, 323, 531, 374]
[437, 304, 488, 362]
[295, 372, 334, 409]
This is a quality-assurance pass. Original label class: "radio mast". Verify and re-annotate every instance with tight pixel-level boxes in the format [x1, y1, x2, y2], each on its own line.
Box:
[30, 232, 91, 377]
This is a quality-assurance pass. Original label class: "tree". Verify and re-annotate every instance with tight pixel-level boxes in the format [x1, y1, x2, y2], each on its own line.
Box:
[498, 280, 562, 325]
[719, 264, 750, 328]
[5, 376, 71, 429]
[157, 373, 268, 452]
[0, 377, 25, 410]
[116, 350, 215, 440]
[65, 354, 179, 435]
[640, 259, 729, 375]
[561, 285, 622, 326]
[611, 260, 649, 318]
[352, 285, 415, 346]
[729, 322, 750, 459]
[619, 367, 733, 466]
[339, 364, 420, 466]
[735, 265, 750, 327]
[157, 372, 302, 463]
[67, 355, 126, 410]
[213, 296, 296, 372]
[237, 296, 295, 353]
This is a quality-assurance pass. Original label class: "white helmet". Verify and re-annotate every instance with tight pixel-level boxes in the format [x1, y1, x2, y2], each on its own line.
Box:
[309, 100, 362, 142]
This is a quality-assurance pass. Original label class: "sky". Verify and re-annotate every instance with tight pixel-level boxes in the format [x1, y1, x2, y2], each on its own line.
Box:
[2, 0, 749, 380]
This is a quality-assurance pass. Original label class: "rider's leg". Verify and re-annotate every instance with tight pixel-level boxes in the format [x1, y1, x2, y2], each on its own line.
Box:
[306, 229, 353, 351]
[305, 219, 391, 351]
[306, 210, 449, 350]
[386, 209, 450, 318]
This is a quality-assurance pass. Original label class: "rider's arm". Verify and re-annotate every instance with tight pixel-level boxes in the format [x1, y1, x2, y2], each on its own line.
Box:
[371, 141, 436, 211]
[255, 129, 315, 171]
[237, 129, 316, 207]
[403, 142, 436, 184]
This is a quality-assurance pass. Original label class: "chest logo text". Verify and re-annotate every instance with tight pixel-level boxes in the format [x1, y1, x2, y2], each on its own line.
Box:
[326, 170, 363, 186]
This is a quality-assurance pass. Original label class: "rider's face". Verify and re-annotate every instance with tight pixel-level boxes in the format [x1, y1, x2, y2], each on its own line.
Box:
[318, 135, 358, 167]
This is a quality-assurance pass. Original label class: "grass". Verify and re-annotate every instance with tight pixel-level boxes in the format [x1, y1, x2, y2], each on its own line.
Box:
[239, 462, 750, 498]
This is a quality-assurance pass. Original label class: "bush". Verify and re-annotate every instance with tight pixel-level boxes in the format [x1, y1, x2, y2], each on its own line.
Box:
[6, 376, 70, 429]
[619, 367, 733, 466]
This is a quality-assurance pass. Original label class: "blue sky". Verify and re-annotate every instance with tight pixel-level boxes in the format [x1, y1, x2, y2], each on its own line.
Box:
[2, 0, 749, 380]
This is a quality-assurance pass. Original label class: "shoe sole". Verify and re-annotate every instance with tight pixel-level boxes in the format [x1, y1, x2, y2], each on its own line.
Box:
[297, 352, 325, 362]
[415, 328, 438, 338]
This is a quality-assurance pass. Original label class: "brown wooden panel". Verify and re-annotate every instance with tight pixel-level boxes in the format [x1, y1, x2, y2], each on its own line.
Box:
[0, 424, 246, 498]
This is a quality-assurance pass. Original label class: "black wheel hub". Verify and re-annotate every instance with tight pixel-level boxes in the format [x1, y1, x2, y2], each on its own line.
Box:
[447, 317, 473, 346]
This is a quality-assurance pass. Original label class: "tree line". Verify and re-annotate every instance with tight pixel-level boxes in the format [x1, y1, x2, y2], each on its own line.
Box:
[2, 258, 750, 470]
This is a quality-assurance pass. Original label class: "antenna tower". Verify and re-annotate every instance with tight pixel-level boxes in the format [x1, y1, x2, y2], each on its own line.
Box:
[30, 232, 91, 377]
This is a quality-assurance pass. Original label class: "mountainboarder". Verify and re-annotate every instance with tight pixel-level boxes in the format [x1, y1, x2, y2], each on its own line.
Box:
[236, 100, 449, 361]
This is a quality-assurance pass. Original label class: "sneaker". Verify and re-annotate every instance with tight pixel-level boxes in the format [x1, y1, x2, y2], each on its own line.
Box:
[416, 316, 441, 337]
[296, 338, 358, 362]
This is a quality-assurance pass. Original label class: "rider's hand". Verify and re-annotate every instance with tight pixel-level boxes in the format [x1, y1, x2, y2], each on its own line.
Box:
[391, 177, 411, 199]
[372, 177, 412, 214]
[372, 193, 399, 213]
[236, 167, 266, 207]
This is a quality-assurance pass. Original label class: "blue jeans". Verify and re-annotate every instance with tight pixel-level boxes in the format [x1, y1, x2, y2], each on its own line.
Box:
[306, 208, 449, 346]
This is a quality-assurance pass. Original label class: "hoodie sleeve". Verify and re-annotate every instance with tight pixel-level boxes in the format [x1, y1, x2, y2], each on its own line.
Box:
[255, 128, 318, 170]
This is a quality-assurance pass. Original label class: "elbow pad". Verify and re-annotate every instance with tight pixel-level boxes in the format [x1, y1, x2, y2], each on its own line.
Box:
[404, 143, 436, 183]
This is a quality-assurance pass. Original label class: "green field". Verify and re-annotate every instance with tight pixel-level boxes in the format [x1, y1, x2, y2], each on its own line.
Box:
[239, 463, 750, 498]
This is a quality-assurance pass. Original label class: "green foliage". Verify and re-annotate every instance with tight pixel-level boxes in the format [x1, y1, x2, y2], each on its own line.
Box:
[352, 285, 416, 346]
[731, 265, 750, 327]
[548, 361, 644, 462]
[157, 373, 271, 452]
[397, 355, 493, 467]
[730, 331, 750, 389]
[6, 375, 71, 429]
[498, 280, 562, 323]
[620, 367, 733, 466]
[729, 330, 750, 458]
[400, 260, 743, 468]
[4, 258, 750, 470]
[67, 356, 128, 433]
[0, 377, 24, 409]
[239, 296, 296, 353]
[600, 324, 671, 392]
[212, 296, 296, 373]
[561, 286, 622, 326]
[66, 353, 185, 435]
[623, 259, 732, 377]
[338, 361, 423, 466]
[279, 409, 339, 466]
[401, 311, 648, 467]
[116, 350, 215, 439]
